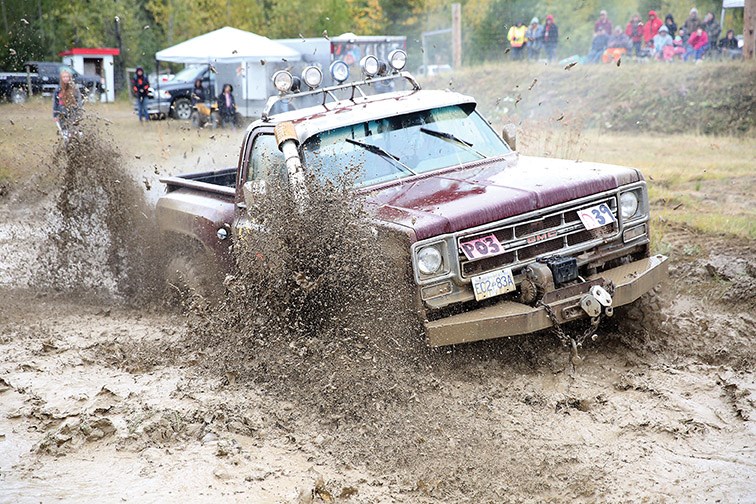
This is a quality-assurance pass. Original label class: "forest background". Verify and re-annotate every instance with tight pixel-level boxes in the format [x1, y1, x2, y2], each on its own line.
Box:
[0, 0, 745, 78]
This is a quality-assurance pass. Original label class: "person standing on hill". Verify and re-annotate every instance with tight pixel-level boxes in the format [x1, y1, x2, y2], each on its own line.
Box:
[701, 12, 721, 54]
[626, 14, 644, 57]
[525, 18, 544, 61]
[132, 67, 150, 123]
[683, 8, 701, 35]
[53, 69, 83, 141]
[586, 28, 609, 63]
[507, 21, 527, 61]
[543, 14, 559, 62]
[642, 10, 663, 49]
[594, 10, 612, 36]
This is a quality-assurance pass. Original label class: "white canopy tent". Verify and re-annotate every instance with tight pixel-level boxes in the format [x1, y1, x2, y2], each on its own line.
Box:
[721, 0, 745, 32]
[155, 27, 302, 117]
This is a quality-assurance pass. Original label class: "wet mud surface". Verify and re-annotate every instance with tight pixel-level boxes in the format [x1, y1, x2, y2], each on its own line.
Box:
[0, 103, 754, 503]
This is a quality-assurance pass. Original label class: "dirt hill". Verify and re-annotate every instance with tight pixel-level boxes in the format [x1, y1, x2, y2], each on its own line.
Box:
[422, 60, 756, 136]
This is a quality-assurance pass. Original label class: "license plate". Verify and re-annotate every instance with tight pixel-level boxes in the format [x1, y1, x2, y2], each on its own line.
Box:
[471, 267, 516, 301]
[577, 202, 616, 230]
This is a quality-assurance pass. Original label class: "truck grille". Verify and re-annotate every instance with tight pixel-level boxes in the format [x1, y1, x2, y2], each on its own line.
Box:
[459, 196, 619, 278]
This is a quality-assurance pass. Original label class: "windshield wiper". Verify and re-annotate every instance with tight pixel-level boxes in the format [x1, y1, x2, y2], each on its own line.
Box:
[345, 138, 417, 176]
[420, 127, 486, 159]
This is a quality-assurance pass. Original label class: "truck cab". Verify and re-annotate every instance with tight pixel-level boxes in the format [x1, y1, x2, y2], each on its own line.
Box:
[157, 53, 668, 347]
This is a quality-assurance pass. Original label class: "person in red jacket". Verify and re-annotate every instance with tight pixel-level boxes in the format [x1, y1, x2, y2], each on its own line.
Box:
[642, 10, 663, 48]
[685, 26, 709, 62]
[625, 13, 644, 57]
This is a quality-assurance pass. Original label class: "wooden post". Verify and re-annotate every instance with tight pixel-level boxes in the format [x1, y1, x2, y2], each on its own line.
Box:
[452, 3, 462, 68]
[745, 0, 755, 60]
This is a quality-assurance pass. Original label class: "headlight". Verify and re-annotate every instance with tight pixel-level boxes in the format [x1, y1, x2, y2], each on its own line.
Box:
[360, 55, 379, 77]
[330, 60, 350, 83]
[272, 70, 293, 93]
[301, 65, 322, 89]
[620, 191, 640, 220]
[387, 49, 407, 71]
[417, 246, 443, 275]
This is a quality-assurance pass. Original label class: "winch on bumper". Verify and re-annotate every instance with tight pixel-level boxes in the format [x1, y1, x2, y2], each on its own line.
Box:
[425, 254, 668, 347]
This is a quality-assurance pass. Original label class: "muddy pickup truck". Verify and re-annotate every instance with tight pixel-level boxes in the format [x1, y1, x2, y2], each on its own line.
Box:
[157, 53, 668, 346]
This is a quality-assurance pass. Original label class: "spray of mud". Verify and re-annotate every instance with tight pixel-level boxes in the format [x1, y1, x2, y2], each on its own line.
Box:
[185, 169, 432, 411]
[30, 114, 166, 304]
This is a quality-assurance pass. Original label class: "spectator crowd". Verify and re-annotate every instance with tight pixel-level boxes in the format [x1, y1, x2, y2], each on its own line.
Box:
[507, 7, 743, 64]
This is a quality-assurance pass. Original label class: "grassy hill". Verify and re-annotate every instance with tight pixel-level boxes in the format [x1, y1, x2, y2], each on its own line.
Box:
[421, 61, 756, 136]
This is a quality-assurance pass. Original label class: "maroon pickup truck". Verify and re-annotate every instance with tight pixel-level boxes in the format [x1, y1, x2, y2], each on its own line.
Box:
[157, 54, 668, 346]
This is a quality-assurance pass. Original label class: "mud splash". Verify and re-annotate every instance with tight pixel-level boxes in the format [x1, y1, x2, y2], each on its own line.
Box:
[31, 116, 165, 303]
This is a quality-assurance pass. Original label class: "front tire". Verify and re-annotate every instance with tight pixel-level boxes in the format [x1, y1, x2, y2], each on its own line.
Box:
[10, 87, 27, 104]
[172, 98, 192, 120]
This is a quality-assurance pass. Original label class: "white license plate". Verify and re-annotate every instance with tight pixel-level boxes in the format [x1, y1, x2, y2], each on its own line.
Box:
[471, 267, 516, 301]
[577, 202, 616, 230]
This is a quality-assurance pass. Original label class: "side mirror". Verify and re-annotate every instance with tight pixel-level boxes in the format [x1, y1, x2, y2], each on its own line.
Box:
[501, 123, 517, 151]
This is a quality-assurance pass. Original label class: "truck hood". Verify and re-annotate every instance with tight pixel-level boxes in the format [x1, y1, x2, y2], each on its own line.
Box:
[366, 155, 642, 241]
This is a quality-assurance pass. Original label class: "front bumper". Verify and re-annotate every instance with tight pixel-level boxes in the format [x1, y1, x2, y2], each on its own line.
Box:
[424, 254, 668, 346]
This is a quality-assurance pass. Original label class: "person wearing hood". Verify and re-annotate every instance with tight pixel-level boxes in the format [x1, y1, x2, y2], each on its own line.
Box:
[132, 67, 150, 123]
[625, 14, 644, 57]
[543, 14, 559, 62]
[683, 8, 701, 35]
[507, 20, 527, 60]
[664, 14, 678, 41]
[525, 17, 544, 61]
[653, 25, 674, 60]
[642, 10, 663, 48]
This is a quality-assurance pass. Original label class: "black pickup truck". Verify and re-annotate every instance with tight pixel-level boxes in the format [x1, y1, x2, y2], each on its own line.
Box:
[0, 61, 103, 103]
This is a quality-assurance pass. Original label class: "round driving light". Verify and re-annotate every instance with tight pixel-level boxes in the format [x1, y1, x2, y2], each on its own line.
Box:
[272, 70, 293, 93]
[360, 55, 379, 77]
[301, 66, 323, 89]
[387, 49, 407, 71]
[216, 228, 229, 240]
[329, 60, 350, 83]
[620, 191, 640, 219]
[417, 246, 443, 275]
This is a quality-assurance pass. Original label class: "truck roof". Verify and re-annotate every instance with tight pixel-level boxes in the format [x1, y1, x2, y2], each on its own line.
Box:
[250, 87, 477, 143]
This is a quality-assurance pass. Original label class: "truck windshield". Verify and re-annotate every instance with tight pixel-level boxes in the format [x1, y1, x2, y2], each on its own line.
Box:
[301, 105, 510, 188]
[172, 65, 206, 82]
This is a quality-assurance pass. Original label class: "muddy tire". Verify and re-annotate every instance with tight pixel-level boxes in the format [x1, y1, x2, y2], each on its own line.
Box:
[172, 98, 192, 120]
[10, 87, 27, 104]
[165, 250, 222, 304]
[611, 285, 668, 348]
[190, 111, 202, 129]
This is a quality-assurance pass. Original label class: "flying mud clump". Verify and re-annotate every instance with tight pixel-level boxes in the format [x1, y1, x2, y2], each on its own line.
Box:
[34, 115, 165, 303]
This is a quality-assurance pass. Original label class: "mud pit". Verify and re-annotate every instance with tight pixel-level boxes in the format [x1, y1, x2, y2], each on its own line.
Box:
[1, 103, 755, 503]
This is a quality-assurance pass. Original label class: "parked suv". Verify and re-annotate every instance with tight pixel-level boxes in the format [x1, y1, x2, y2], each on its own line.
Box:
[136, 65, 215, 120]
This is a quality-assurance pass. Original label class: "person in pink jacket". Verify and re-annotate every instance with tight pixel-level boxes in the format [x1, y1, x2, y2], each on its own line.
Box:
[685, 26, 709, 61]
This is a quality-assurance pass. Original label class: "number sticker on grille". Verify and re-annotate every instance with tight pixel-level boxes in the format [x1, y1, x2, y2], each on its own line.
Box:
[577, 203, 615, 230]
[460, 233, 502, 260]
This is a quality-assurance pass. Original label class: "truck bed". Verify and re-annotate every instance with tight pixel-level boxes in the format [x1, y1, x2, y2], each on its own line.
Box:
[160, 167, 236, 197]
